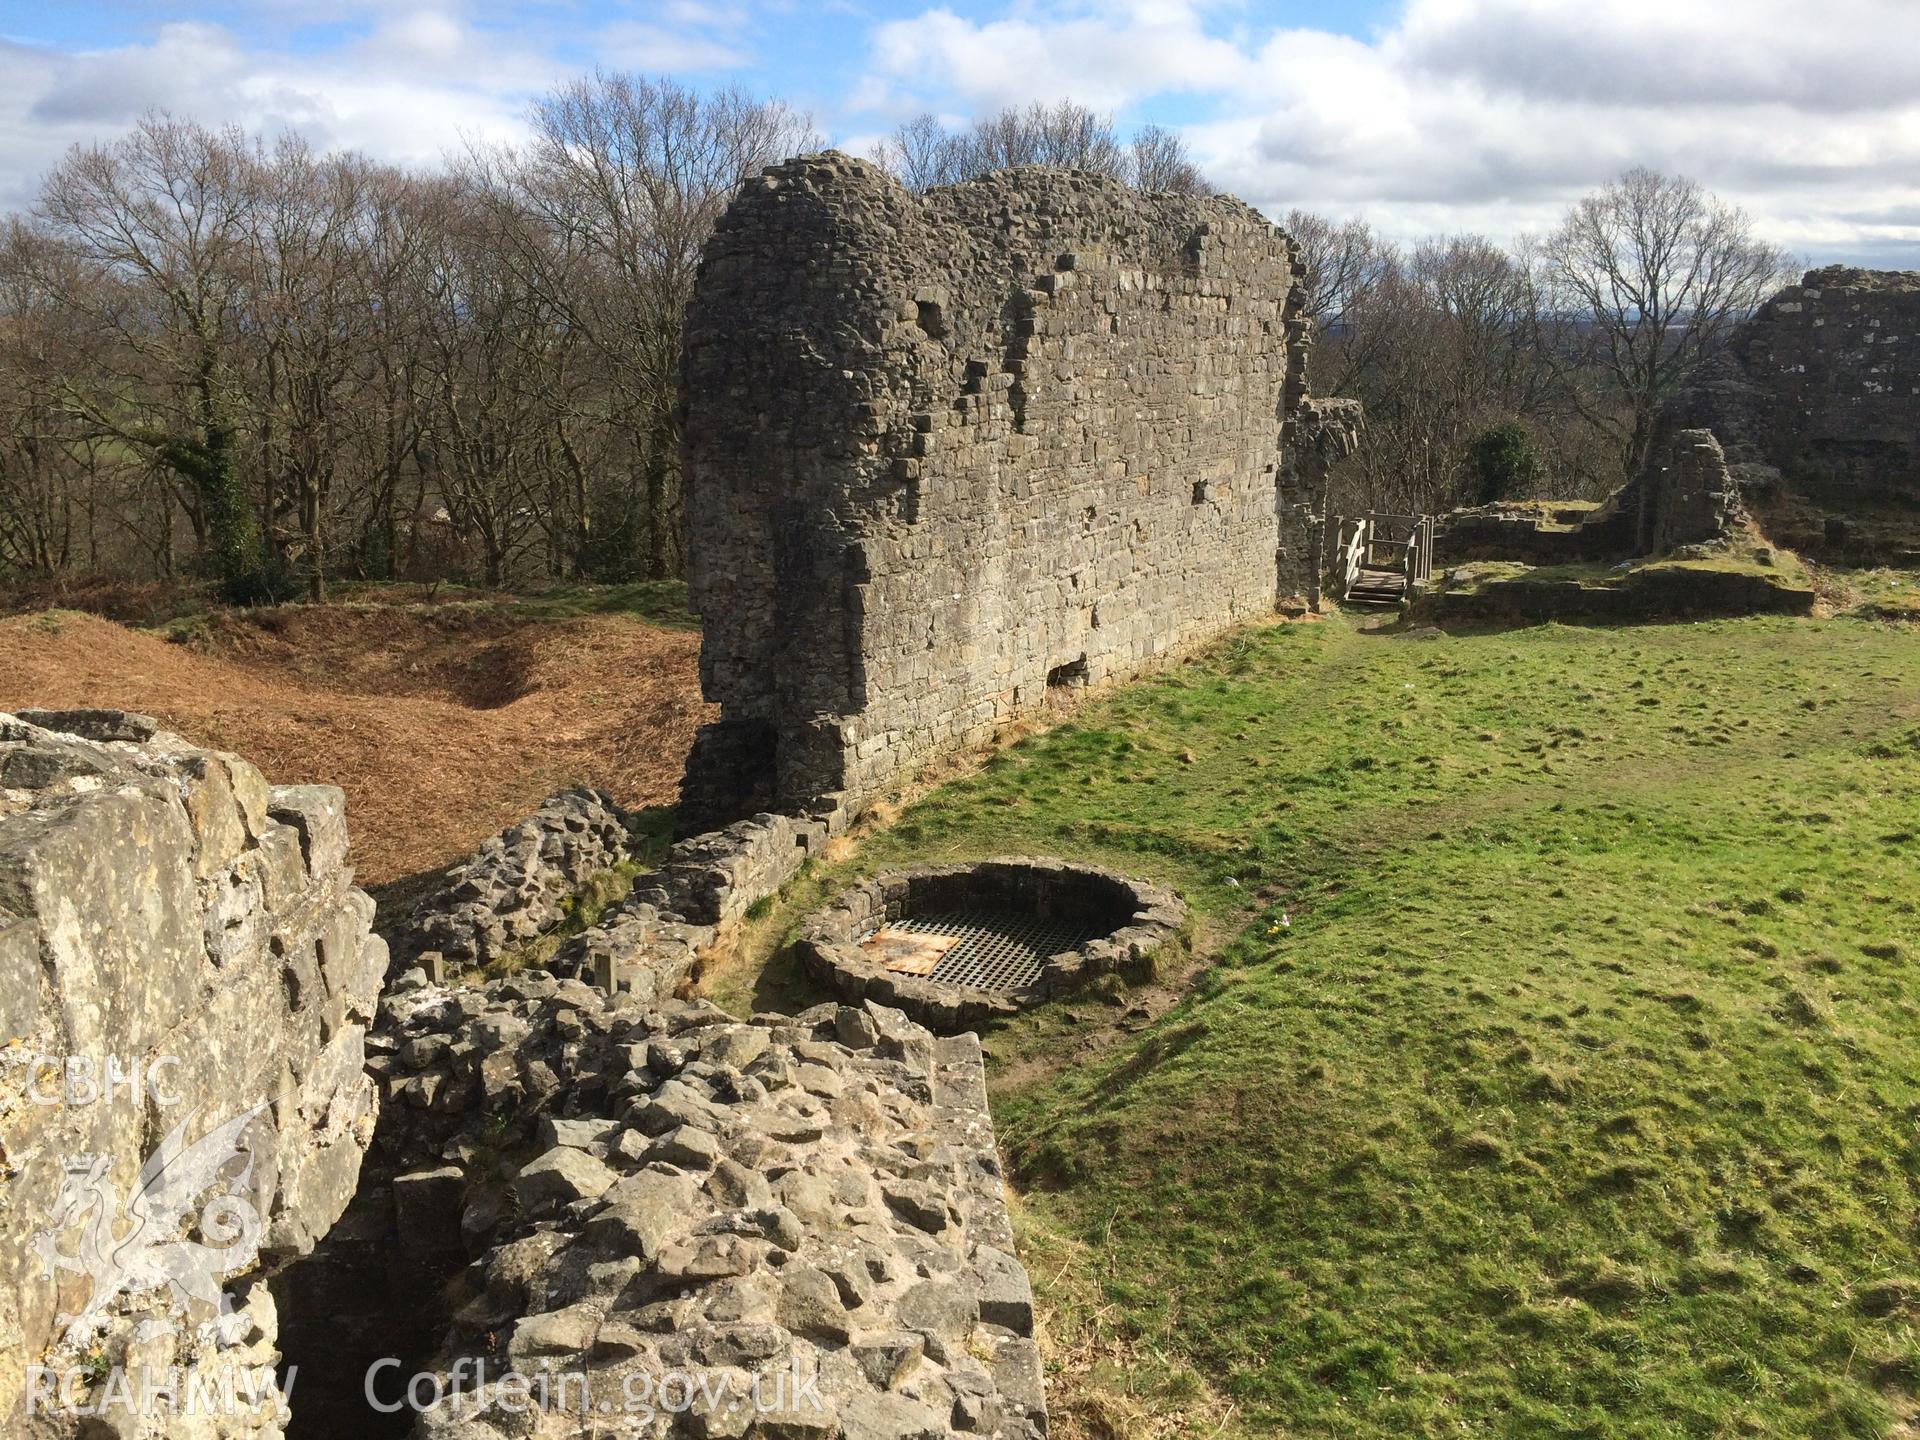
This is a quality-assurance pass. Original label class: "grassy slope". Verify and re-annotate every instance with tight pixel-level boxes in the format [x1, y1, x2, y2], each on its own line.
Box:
[1824, 569, 1920, 622]
[865, 614, 1920, 1437]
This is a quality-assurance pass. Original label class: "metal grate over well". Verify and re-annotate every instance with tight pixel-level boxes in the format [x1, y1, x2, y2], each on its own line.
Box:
[801, 858, 1188, 1032]
[865, 908, 1104, 994]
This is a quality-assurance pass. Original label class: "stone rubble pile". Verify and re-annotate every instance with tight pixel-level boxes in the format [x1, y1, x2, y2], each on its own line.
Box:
[547, 896, 716, 1004]
[392, 787, 643, 973]
[393, 803, 830, 1008]
[370, 973, 1046, 1439]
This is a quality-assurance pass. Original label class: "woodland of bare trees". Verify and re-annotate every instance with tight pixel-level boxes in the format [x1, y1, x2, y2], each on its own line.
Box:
[0, 77, 815, 599]
[1290, 167, 1795, 516]
[873, 101, 1210, 197]
[0, 70, 1792, 596]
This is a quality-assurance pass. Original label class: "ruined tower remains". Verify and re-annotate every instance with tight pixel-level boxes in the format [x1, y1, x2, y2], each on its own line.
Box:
[679, 153, 1351, 830]
[1649, 266, 1920, 560]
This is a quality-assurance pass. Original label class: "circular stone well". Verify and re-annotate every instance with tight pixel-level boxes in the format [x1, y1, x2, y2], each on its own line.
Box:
[796, 857, 1186, 1032]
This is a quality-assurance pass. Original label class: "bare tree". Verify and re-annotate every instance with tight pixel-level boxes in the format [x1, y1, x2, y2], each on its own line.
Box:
[1126, 124, 1209, 196]
[872, 113, 963, 193]
[1283, 211, 1399, 400]
[876, 102, 1136, 189]
[1291, 213, 1623, 515]
[1285, 213, 1390, 333]
[0, 221, 84, 572]
[875, 106, 1208, 198]
[333, 165, 436, 583]
[960, 101, 1124, 177]
[502, 73, 818, 576]
[35, 114, 275, 597]
[247, 137, 382, 600]
[411, 175, 548, 588]
[1541, 167, 1796, 475]
[5, 79, 824, 595]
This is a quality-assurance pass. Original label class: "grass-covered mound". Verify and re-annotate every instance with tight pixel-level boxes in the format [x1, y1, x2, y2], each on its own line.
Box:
[1827, 568, 1920, 622]
[855, 614, 1919, 1436]
[1426, 544, 1816, 622]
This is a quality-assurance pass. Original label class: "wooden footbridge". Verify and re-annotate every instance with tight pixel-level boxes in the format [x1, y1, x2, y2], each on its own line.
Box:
[1333, 513, 1436, 607]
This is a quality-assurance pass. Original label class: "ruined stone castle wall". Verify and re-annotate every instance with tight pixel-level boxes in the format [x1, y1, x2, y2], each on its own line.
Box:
[1437, 268, 1920, 567]
[0, 710, 384, 1438]
[681, 153, 1321, 828]
[1655, 267, 1920, 524]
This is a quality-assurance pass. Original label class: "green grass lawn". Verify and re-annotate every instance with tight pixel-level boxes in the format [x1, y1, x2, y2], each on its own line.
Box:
[805, 612, 1920, 1437]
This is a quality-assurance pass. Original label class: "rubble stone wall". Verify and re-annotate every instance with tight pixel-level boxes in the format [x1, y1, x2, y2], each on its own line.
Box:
[366, 979, 1046, 1440]
[0, 710, 384, 1438]
[647, 811, 831, 927]
[681, 153, 1329, 829]
[1660, 266, 1919, 512]
[391, 799, 831, 1004]
[1434, 504, 1633, 566]
[1636, 428, 1748, 554]
[389, 786, 641, 974]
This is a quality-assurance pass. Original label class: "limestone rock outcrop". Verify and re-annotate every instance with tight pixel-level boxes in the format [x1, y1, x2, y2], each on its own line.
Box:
[0, 709, 384, 1438]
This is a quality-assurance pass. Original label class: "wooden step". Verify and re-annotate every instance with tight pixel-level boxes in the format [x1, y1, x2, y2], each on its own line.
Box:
[1346, 566, 1409, 606]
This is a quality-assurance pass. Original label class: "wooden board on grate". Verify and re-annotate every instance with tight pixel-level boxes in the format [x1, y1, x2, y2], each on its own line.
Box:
[861, 927, 959, 976]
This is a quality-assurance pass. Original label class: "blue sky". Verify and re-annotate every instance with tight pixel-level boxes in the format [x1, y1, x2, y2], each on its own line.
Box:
[1, 1, 1915, 265]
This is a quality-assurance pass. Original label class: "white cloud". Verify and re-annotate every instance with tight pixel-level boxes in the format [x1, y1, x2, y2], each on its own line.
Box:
[867, 2, 1255, 115]
[0, 19, 538, 208]
[853, 0, 1920, 264]
[1396, 0, 1920, 114]
[3, 0, 1916, 267]
[0, 3, 752, 211]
